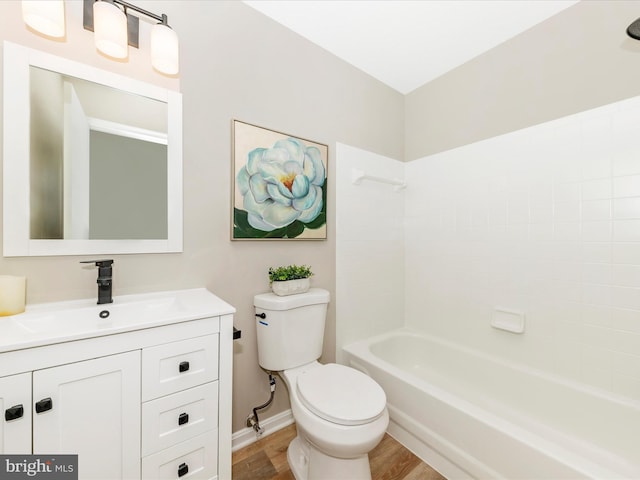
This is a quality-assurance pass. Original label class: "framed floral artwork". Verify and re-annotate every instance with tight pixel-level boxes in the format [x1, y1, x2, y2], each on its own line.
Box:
[232, 120, 328, 240]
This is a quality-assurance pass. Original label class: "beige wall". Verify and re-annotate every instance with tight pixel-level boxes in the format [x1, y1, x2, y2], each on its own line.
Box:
[405, 0, 640, 160]
[0, 0, 404, 433]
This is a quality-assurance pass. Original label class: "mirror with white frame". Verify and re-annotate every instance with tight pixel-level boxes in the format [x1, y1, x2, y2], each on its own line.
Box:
[3, 42, 183, 256]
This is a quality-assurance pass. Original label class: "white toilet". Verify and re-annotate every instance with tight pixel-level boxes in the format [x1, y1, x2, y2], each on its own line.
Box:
[254, 288, 389, 480]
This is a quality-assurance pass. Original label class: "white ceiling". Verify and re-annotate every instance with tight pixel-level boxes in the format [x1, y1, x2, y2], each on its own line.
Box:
[243, 0, 579, 94]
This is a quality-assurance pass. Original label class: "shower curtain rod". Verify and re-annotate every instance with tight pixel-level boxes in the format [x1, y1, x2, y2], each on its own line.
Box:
[351, 168, 407, 191]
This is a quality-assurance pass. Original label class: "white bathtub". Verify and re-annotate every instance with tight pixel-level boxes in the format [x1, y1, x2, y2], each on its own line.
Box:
[342, 329, 640, 479]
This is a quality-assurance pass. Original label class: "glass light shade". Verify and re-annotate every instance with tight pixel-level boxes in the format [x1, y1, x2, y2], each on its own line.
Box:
[151, 23, 179, 75]
[22, 0, 65, 38]
[93, 1, 128, 59]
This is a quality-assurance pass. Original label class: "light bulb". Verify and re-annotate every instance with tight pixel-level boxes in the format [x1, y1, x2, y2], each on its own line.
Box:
[151, 23, 179, 75]
[22, 0, 65, 38]
[93, 0, 128, 59]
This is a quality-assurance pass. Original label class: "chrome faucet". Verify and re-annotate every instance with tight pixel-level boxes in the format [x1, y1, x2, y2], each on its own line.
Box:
[81, 259, 114, 304]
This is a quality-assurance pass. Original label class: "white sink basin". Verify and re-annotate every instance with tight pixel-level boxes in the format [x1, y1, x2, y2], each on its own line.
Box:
[0, 288, 235, 353]
[16, 298, 178, 334]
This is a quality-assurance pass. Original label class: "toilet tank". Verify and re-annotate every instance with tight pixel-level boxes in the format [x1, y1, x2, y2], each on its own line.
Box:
[254, 288, 330, 371]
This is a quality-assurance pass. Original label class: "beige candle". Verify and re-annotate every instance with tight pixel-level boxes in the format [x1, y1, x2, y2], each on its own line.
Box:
[0, 275, 26, 316]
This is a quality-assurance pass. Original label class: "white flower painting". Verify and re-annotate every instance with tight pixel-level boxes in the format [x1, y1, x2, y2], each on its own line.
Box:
[233, 120, 327, 239]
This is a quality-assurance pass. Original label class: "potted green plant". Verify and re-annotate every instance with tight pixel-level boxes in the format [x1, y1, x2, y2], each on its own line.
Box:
[268, 264, 313, 296]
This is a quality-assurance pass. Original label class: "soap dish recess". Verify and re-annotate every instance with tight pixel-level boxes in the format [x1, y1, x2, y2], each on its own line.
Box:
[491, 307, 525, 334]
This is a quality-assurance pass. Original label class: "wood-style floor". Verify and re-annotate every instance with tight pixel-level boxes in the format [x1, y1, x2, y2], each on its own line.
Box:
[232, 423, 446, 480]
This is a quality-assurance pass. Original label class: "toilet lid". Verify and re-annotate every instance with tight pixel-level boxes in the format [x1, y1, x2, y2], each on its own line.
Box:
[296, 364, 386, 426]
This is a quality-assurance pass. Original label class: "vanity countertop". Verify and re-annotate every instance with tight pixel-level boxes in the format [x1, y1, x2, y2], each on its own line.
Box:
[0, 288, 235, 353]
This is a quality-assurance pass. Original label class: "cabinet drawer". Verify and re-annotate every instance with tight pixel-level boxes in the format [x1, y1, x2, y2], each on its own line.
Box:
[142, 335, 218, 401]
[142, 430, 218, 480]
[142, 381, 218, 456]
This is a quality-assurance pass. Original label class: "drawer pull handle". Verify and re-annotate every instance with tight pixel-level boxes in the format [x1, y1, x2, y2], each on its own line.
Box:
[178, 361, 190, 373]
[177, 462, 189, 477]
[5, 404, 24, 421]
[35, 397, 53, 413]
[178, 412, 189, 426]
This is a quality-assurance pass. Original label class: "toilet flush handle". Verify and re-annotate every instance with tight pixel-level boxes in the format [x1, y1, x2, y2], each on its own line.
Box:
[255, 312, 266, 319]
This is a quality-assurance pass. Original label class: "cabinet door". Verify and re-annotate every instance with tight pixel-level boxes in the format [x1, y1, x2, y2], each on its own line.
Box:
[33, 351, 141, 480]
[0, 372, 31, 453]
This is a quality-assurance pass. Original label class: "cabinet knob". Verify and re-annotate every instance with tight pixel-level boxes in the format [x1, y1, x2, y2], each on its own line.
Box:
[178, 412, 189, 426]
[177, 462, 189, 477]
[35, 397, 53, 413]
[5, 404, 24, 421]
[178, 361, 190, 373]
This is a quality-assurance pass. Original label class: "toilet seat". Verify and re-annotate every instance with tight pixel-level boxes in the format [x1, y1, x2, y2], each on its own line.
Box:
[296, 363, 386, 426]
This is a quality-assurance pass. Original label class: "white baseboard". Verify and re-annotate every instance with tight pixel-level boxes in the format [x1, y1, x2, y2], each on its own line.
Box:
[232, 409, 295, 452]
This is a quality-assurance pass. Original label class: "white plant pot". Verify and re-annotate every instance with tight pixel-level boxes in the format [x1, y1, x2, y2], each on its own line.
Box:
[271, 278, 310, 296]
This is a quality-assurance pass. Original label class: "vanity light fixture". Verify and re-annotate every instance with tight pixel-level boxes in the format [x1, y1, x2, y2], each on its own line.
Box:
[92, 0, 128, 59]
[84, 0, 179, 75]
[150, 19, 180, 75]
[21, 0, 66, 38]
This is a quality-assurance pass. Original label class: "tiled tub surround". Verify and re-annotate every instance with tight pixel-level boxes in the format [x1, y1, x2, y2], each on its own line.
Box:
[335, 143, 406, 359]
[336, 94, 640, 477]
[404, 95, 640, 401]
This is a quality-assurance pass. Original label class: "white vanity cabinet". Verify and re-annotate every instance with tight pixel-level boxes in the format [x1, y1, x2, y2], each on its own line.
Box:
[0, 288, 235, 480]
[1, 351, 142, 479]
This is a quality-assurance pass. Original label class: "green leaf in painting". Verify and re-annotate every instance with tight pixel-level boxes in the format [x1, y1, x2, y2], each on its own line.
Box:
[285, 221, 305, 238]
[263, 227, 289, 238]
[302, 212, 325, 230]
[234, 208, 269, 238]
